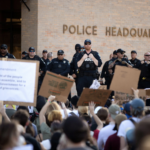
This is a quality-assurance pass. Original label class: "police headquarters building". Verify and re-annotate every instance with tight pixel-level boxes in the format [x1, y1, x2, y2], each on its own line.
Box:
[1, 0, 150, 63]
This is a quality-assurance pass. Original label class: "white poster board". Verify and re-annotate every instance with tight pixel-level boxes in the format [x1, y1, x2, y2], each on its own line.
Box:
[0, 58, 39, 106]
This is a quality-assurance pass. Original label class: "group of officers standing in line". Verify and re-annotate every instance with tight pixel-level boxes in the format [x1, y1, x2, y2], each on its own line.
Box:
[0, 40, 150, 99]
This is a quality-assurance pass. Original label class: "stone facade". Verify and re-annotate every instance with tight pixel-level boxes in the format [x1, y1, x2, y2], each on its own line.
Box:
[22, 0, 150, 70]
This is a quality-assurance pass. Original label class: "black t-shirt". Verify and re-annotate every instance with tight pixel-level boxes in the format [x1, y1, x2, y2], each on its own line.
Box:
[0, 53, 15, 58]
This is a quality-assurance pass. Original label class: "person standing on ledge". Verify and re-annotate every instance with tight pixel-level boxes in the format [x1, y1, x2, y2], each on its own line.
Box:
[76, 39, 102, 96]
[0, 44, 15, 58]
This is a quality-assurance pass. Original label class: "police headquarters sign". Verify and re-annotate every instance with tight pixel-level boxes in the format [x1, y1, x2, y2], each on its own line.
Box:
[63, 25, 150, 38]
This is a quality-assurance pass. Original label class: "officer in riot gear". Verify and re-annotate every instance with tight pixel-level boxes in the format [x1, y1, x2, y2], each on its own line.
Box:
[138, 52, 150, 89]
[76, 39, 102, 96]
[70, 44, 81, 93]
[0, 44, 15, 58]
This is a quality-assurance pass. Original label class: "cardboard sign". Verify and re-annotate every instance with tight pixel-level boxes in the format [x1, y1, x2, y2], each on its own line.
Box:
[146, 89, 150, 96]
[99, 85, 107, 90]
[0, 58, 39, 106]
[110, 66, 141, 94]
[77, 88, 112, 106]
[39, 71, 74, 103]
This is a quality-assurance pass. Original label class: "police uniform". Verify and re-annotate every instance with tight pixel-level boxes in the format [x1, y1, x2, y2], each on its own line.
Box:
[77, 39, 102, 96]
[70, 44, 81, 91]
[130, 51, 141, 69]
[48, 50, 70, 77]
[109, 49, 132, 72]
[0, 44, 15, 58]
[101, 50, 117, 89]
[138, 60, 150, 89]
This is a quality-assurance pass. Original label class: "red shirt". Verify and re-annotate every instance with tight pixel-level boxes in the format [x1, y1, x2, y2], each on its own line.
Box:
[104, 133, 120, 150]
[93, 129, 100, 140]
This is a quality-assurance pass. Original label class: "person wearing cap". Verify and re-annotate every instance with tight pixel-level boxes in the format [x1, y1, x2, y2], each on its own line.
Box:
[108, 48, 132, 72]
[48, 50, 70, 77]
[97, 104, 121, 150]
[138, 52, 150, 89]
[69, 44, 81, 93]
[47, 52, 53, 61]
[130, 50, 141, 69]
[123, 102, 132, 119]
[77, 39, 102, 96]
[40, 50, 51, 82]
[100, 50, 117, 89]
[81, 46, 85, 52]
[21, 51, 28, 58]
[117, 89, 145, 150]
[0, 44, 15, 58]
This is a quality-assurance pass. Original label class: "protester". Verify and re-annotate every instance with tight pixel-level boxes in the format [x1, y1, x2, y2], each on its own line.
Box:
[117, 89, 145, 150]
[123, 102, 132, 119]
[104, 114, 127, 150]
[97, 104, 121, 150]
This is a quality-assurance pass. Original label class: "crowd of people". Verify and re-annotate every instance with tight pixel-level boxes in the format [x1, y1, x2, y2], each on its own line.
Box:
[0, 40, 150, 150]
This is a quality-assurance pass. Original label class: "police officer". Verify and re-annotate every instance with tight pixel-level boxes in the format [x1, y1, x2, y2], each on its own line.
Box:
[21, 51, 28, 58]
[81, 46, 85, 52]
[48, 50, 70, 77]
[0, 44, 15, 58]
[70, 44, 81, 88]
[40, 50, 51, 82]
[138, 52, 150, 89]
[22, 47, 42, 91]
[77, 39, 102, 96]
[108, 49, 132, 71]
[100, 50, 117, 89]
[130, 50, 141, 69]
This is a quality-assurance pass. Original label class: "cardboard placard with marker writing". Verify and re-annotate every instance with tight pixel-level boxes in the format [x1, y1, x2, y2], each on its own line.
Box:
[39, 71, 74, 103]
[110, 66, 141, 95]
[77, 88, 112, 106]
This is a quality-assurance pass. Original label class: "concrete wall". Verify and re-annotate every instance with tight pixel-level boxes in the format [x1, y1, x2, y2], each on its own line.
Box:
[22, 0, 150, 69]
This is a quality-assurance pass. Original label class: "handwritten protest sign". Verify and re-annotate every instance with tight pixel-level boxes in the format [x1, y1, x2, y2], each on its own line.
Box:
[115, 89, 149, 105]
[0, 58, 39, 106]
[39, 71, 74, 103]
[77, 88, 112, 106]
[110, 66, 141, 94]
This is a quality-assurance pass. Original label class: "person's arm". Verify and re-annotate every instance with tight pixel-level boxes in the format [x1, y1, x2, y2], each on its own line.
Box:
[89, 53, 102, 67]
[89, 102, 103, 130]
[108, 59, 118, 69]
[39, 95, 56, 125]
[120, 136, 127, 150]
[101, 61, 108, 78]
[60, 61, 70, 76]
[131, 88, 139, 98]
[0, 106, 10, 122]
[61, 102, 68, 119]
[77, 54, 88, 67]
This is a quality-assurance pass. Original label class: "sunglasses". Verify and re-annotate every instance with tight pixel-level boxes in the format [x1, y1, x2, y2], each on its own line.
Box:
[29, 50, 35, 52]
[145, 55, 150, 56]
[85, 43, 91, 45]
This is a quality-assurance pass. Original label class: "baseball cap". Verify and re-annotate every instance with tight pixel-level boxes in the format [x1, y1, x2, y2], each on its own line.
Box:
[113, 50, 117, 55]
[71, 96, 79, 107]
[130, 98, 145, 113]
[84, 39, 91, 45]
[22, 51, 28, 55]
[43, 50, 48, 53]
[115, 114, 127, 129]
[131, 50, 137, 54]
[0, 44, 7, 49]
[57, 50, 64, 55]
[29, 47, 35, 52]
[108, 104, 121, 120]
[117, 49, 125, 54]
[124, 103, 131, 112]
[81, 46, 85, 49]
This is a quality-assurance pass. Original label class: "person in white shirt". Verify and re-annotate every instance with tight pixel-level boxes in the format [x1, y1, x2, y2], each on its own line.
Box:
[97, 104, 121, 150]
[117, 98, 145, 150]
